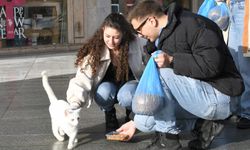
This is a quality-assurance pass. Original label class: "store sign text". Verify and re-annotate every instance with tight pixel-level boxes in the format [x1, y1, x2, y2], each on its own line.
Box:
[0, 6, 26, 39]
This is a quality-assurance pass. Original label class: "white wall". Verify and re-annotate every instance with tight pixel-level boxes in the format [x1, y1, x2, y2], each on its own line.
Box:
[84, 0, 111, 38]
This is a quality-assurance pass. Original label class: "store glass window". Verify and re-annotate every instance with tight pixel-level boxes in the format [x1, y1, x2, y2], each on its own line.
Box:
[0, 0, 67, 48]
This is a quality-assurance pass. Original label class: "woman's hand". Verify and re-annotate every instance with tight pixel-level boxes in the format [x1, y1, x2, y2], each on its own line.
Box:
[116, 120, 136, 141]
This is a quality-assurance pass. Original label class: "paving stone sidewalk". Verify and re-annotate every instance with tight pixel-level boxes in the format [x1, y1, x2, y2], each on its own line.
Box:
[0, 52, 250, 150]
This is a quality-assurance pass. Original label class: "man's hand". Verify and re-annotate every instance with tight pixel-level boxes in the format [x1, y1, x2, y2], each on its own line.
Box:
[153, 51, 173, 68]
[116, 120, 136, 141]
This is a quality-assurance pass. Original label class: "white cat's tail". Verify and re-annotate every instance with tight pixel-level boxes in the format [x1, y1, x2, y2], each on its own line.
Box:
[41, 71, 58, 103]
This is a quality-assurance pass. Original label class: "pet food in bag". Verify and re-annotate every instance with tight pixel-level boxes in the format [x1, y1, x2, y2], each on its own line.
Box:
[208, 2, 230, 30]
[132, 51, 164, 115]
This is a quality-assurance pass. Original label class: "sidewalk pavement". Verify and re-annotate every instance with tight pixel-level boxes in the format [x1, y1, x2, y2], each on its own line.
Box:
[0, 51, 250, 150]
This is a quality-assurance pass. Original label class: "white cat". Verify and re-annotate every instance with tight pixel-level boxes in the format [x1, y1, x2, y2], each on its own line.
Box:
[41, 71, 81, 149]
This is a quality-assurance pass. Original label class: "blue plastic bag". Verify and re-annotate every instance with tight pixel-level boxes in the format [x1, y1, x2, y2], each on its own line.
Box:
[132, 51, 164, 115]
[208, 2, 230, 30]
[198, 0, 217, 17]
[198, 0, 229, 30]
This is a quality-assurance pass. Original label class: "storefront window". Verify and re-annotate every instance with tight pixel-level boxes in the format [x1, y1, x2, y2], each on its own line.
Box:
[0, 0, 67, 48]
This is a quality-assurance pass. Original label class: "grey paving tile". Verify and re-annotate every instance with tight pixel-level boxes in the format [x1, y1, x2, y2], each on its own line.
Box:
[0, 118, 51, 135]
[211, 139, 250, 150]
[0, 134, 54, 147]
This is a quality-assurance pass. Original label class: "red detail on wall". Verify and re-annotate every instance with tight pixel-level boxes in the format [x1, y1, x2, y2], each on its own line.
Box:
[0, 0, 26, 39]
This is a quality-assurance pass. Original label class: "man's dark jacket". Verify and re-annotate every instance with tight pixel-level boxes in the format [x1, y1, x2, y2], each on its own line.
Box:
[155, 2, 244, 96]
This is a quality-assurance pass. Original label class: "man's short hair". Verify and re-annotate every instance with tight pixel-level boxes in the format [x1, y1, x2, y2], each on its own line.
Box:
[127, 0, 165, 22]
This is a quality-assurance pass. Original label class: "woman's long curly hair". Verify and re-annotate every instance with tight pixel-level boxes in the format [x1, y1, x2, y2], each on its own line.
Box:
[75, 13, 136, 82]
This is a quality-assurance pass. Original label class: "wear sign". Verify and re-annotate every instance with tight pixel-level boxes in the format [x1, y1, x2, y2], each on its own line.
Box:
[0, 0, 26, 39]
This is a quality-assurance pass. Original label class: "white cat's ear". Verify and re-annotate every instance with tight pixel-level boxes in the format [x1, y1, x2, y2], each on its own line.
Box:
[65, 108, 81, 116]
[75, 108, 82, 114]
[64, 109, 73, 116]
[64, 109, 69, 116]
[69, 102, 81, 110]
[74, 108, 82, 112]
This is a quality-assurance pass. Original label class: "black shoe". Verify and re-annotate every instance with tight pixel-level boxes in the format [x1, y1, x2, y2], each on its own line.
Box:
[188, 119, 224, 150]
[226, 114, 239, 123]
[105, 108, 119, 133]
[237, 117, 250, 129]
[125, 109, 132, 122]
[145, 132, 182, 150]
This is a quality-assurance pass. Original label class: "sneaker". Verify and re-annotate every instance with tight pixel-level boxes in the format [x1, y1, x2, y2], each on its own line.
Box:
[188, 119, 224, 150]
[105, 108, 119, 133]
[144, 132, 182, 150]
[237, 117, 250, 129]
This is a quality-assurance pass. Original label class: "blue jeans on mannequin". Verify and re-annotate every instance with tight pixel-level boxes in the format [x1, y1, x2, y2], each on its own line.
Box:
[228, 0, 250, 120]
[119, 68, 232, 134]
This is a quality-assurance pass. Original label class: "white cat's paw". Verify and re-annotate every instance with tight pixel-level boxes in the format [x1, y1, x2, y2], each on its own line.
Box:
[56, 136, 65, 142]
[67, 143, 74, 149]
[57, 138, 64, 142]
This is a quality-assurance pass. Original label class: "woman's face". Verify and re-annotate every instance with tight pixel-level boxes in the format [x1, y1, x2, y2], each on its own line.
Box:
[103, 26, 122, 50]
